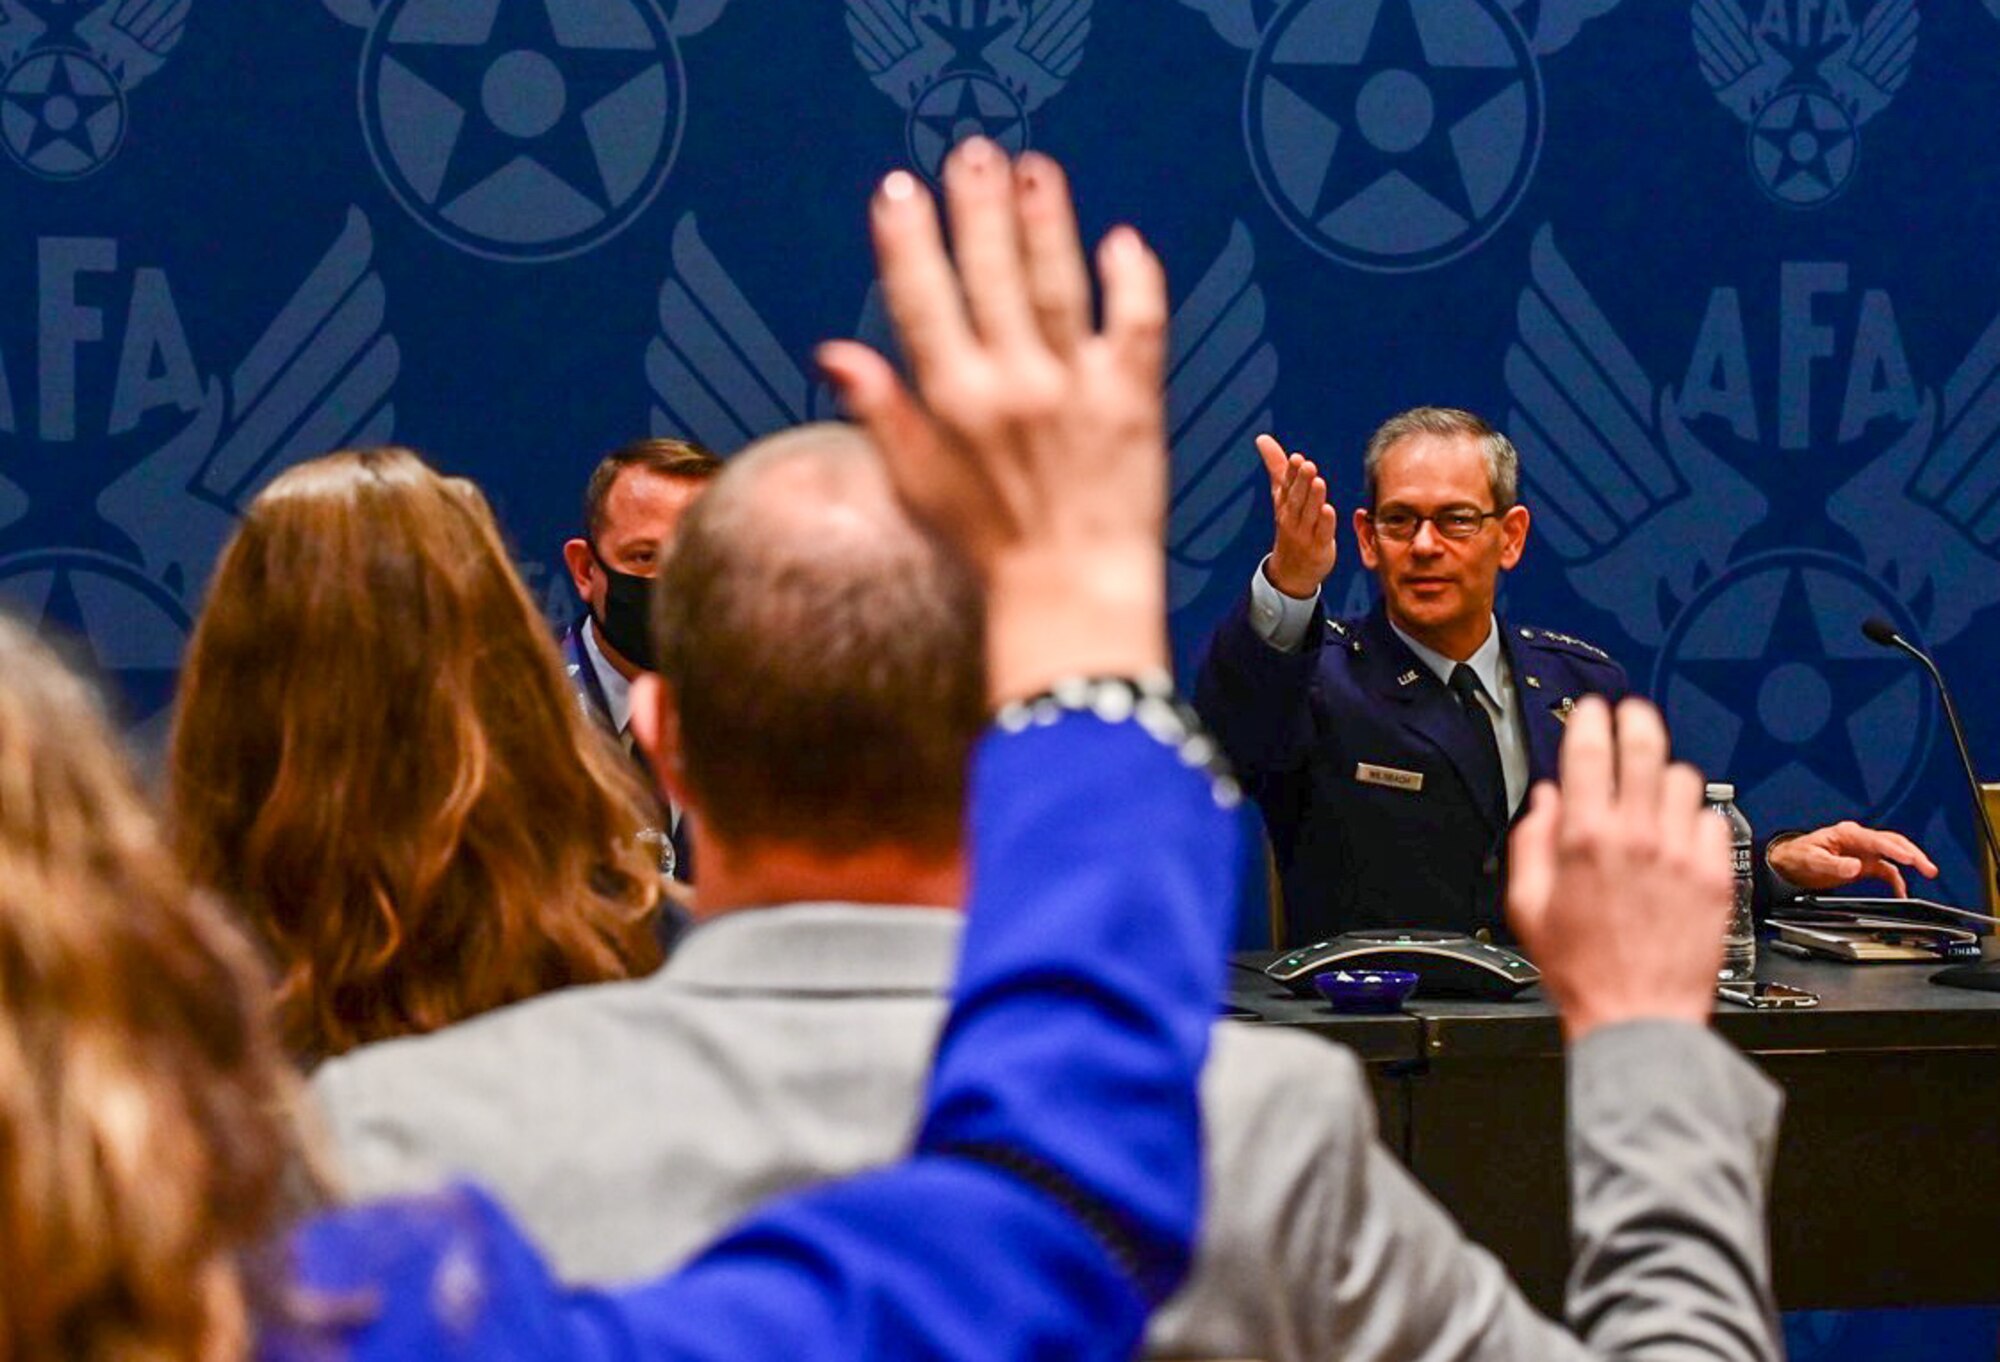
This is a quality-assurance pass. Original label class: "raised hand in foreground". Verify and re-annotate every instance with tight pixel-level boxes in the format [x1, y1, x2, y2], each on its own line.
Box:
[820, 142, 1169, 705]
[1505, 697, 1785, 1360]
[1507, 696, 1732, 1042]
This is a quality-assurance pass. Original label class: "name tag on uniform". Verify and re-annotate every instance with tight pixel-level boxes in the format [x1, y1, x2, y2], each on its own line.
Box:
[1355, 762, 1424, 793]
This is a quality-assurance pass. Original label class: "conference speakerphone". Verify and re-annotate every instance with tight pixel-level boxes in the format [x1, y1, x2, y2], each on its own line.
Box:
[1265, 929, 1541, 1000]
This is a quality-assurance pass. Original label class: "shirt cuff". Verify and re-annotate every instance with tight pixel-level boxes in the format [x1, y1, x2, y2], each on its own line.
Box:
[1248, 558, 1320, 654]
[1761, 830, 1805, 906]
[1763, 831, 1801, 878]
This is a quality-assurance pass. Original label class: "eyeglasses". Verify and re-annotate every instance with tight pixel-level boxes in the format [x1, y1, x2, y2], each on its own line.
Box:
[1364, 507, 1506, 542]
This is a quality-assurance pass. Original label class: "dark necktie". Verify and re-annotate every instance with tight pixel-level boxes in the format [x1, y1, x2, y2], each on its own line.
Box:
[1447, 663, 1508, 831]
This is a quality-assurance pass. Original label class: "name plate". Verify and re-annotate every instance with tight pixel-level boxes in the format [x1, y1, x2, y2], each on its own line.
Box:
[1356, 762, 1423, 793]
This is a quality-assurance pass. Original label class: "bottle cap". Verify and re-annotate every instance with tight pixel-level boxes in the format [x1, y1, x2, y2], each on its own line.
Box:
[1704, 782, 1735, 802]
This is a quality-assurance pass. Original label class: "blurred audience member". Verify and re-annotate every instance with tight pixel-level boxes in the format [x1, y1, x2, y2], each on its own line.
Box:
[0, 616, 304, 1361]
[170, 448, 663, 1063]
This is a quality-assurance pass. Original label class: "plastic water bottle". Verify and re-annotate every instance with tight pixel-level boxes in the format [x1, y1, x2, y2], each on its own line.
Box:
[1705, 783, 1757, 981]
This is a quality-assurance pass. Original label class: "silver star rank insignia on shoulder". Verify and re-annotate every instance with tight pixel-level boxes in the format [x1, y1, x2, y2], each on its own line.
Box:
[1520, 625, 1611, 661]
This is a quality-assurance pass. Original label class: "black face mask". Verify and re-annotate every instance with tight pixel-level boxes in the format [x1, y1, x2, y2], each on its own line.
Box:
[590, 547, 658, 671]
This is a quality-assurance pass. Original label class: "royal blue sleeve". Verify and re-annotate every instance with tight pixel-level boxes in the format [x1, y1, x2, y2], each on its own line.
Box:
[274, 713, 1239, 1362]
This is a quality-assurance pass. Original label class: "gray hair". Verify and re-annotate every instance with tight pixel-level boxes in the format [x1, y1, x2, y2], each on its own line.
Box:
[1362, 406, 1519, 510]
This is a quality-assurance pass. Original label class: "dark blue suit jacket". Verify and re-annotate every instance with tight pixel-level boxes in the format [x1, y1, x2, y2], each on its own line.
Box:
[1195, 595, 1629, 945]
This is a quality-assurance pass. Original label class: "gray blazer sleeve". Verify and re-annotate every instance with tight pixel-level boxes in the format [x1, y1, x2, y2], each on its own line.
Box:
[1566, 1020, 1784, 1361]
[310, 1053, 460, 1203]
[1151, 1020, 1781, 1362]
[1153, 1027, 1593, 1362]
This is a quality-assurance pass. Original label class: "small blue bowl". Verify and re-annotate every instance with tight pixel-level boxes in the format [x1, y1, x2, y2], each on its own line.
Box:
[1313, 969, 1420, 1014]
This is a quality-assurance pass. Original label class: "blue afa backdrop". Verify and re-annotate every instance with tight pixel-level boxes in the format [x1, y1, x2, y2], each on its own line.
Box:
[1, 0, 1997, 1355]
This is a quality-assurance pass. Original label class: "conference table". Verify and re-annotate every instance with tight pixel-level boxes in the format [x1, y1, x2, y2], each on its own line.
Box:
[1226, 949, 2000, 1314]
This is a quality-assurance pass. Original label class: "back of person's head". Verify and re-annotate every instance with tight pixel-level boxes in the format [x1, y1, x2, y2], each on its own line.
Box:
[0, 615, 298, 1360]
[170, 447, 663, 1062]
[652, 423, 984, 858]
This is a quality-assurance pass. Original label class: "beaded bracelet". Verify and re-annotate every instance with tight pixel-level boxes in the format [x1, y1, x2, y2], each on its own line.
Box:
[994, 671, 1240, 809]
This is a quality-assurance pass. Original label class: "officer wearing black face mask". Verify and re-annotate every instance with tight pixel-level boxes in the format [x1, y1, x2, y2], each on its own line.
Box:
[559, 439, 723, 901]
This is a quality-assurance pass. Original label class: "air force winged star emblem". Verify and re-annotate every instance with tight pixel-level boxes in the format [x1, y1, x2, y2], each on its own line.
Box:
[646, 214, 857, 450]
[0, 209, 397, 742]
[1693, 0, 1917, 207]
[94, 209, 400, 594]
[0, 0, 188, 179]
[1828, 304, 2000, 646]
[1502, 225, 1987, 829]
[1165, 221, 1278, 611]
[321, 0, 727, 263]
[645, 213, 1278, 616]
[845, 0, 1089, 180]
[1181, 0, 1621, 273]
[1505, 223, 1769, 647]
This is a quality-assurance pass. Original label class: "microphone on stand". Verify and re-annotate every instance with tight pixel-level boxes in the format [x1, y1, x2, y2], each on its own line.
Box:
[1862, 617, 2000, 992]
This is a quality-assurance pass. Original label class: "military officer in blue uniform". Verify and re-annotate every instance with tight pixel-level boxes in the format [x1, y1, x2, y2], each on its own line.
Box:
[1198, 408, 1621, 944]
[1196, 407, 1938, 946]
[559, 437, 722, 891]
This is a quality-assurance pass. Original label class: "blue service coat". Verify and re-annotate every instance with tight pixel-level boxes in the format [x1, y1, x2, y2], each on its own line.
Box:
[1195, 594, 1629, 945]
[266, 714, 1238, 1362]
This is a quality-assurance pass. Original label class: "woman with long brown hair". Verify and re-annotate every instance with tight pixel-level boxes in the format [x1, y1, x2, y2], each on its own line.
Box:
[169, 447, 663, 1062]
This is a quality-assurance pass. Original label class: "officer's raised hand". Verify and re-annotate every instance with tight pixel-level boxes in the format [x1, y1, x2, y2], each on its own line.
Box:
[1255, 433, 1337, 598]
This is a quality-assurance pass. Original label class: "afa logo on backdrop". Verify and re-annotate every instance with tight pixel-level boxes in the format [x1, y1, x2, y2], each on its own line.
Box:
[0, 212, 399, 739]
[1505, 225, 2000, 872]
[1693, 0, 1917, 207]
[0, 0, 187, 180]
[1178, 0, 1618, 273]
[844, 0, 1090, 181]
[321, 0, 736, 263]
[643, 213, 1276, 614]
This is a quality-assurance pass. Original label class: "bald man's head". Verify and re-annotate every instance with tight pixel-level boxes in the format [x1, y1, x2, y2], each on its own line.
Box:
[650, 423, 984, 856]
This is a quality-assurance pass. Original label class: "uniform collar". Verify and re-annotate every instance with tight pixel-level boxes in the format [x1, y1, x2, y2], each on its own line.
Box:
[580, 615, 633, 734]
[664, 904, 960, 996]
[1388, 613, 1504, 698]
